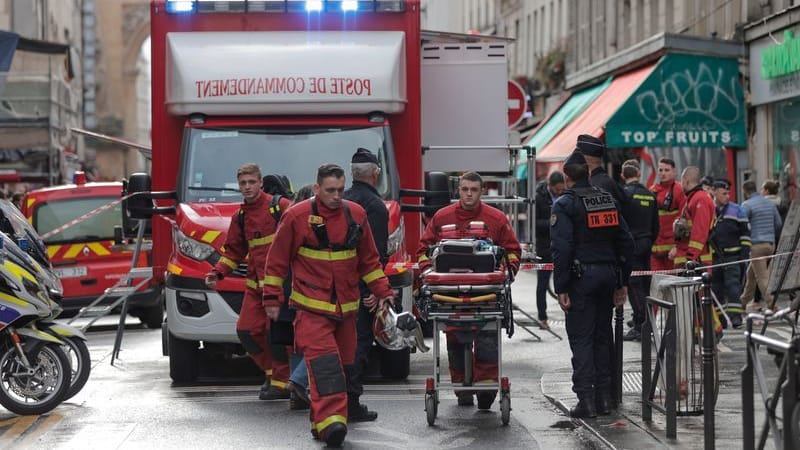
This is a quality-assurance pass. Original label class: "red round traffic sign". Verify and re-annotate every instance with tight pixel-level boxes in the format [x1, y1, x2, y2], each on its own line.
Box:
[508, 80, 528, 128]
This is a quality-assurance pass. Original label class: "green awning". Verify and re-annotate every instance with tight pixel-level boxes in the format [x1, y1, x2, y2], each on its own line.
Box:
[516, 77, 611, 179]
[605, 53, 746, 148]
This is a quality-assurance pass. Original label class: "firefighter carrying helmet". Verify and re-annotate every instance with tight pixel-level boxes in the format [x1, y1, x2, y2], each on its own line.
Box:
[373, 302, 429, 353]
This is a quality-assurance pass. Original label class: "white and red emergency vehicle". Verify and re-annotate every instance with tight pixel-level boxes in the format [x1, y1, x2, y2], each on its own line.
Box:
[131, 0, 512, 382]
[22, 174, 163, 328]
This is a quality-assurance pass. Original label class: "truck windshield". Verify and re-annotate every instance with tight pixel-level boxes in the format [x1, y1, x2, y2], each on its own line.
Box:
[181, 126, 392, 203]
[34, 197, 122, 244]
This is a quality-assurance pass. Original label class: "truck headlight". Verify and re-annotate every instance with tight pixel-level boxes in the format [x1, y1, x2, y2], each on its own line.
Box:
[386, 217, 404, 256]
[173, 227, 216, 261]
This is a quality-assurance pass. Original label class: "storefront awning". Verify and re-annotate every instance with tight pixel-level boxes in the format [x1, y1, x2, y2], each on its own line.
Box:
[537, 64, 656, 162]
[605, 53, 746, 148]
[516, 77, 611, 179]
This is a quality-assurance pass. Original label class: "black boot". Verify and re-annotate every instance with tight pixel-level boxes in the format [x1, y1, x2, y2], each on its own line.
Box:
[476, 391, 497, 410]
[595, 392, 613, 415]
[349, 402, 378, 422]
[260, 385, 290, 400]
[455, 391, 474, 406]
[322, 422, 347, 447]
[569, 397, 597, 418]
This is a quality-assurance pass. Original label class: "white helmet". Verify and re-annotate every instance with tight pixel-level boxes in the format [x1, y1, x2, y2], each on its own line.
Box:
[373, 303, 429, 352]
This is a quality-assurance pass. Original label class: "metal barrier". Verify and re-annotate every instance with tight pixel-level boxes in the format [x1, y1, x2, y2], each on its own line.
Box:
[642, 273, 717, 440]
[741, 306, 800, 450]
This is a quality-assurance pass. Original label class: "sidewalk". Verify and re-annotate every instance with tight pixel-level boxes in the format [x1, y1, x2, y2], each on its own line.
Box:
[540, 323, 782, 449]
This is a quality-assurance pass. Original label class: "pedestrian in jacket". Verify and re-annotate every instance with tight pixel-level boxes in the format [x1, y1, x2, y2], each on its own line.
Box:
[262, 164, 393, 448]
[534, 171, 565, 328]
[342, 148, 388, 422]
[205, 163, 292, 400]
[620, 160, 658, 341]
[650, 158, 686, 271]
[740, 180, 783, 311]
[416, 171, 521, 410]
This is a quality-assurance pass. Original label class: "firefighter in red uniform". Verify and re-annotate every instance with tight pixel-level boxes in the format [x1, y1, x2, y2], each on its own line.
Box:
[262, 164, 393, 448]
[669, 166, 715, 268]
[416, 171, 521, 409]
[205, 163, 292, 400]
[650, 157, 686, 271]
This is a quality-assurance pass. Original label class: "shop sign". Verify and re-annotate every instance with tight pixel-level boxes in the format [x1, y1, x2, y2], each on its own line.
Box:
[762, 31, 800, 79]
[606, 54, 746, 147]
[750, 25, 800, 105]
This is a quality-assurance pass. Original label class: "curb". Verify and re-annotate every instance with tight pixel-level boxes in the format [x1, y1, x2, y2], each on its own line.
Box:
[540, 382, 618, 450]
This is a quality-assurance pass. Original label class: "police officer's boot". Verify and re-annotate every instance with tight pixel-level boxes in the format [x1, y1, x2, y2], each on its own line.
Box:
[595, 391, 614, 416]
[322, 423, 347, 448]
[569, 397, 597, 419]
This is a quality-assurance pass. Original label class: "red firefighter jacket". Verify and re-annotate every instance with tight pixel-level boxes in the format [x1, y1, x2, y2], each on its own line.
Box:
[262, 198, 392, 318]
[650, 181, 686, 257]
[212, 191, 291, 292]
[416, 201, 521, 273]
[674, 187, 715, 266]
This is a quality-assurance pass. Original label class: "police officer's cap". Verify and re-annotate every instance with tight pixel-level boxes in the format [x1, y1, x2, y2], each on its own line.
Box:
[352, 148, 380, 165]
[563, 150, 587, 167]
[575, 134, 605, 157]
[712, 179, 731, 189]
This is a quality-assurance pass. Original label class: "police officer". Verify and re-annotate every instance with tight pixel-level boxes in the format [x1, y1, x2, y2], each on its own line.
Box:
[551, 150, 634, 418]
[576, 134, 625, 206]
[576, 134, 627, 406]
[262, 164, 393, 448]
[709, 179, 751, 328]
[205, 163, 293, 400]
[620, 160, 659, 342]
[343, 148, 388, 422]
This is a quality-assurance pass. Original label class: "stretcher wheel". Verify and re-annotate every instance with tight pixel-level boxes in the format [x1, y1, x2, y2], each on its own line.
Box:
[425, 393, 437, 426]
[500, 393, 511, 426]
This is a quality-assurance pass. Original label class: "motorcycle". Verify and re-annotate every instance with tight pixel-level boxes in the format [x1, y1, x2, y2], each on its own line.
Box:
[0, 236, 71, 415]
[0, 201, 91, 401]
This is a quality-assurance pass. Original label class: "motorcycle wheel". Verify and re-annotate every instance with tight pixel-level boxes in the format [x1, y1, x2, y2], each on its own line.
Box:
[0, 343, 71, 415]
[61, 336, 91, 401]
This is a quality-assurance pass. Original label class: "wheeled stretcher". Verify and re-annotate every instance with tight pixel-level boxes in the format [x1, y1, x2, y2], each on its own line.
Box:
[417, 238, 514, 426]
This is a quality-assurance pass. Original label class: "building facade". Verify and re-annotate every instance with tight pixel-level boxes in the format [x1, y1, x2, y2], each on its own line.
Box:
[0, 0, 84, 188]
[745, 4, 800, 206]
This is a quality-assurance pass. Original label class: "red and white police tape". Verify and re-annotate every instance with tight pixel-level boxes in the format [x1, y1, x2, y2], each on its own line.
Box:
[391, 248, 800, 277]
[40, 193, 135, 240]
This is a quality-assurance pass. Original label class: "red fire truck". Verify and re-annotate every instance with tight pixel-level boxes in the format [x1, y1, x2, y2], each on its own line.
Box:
[22, 175, 163, 328]
[129, 0, 513, 382]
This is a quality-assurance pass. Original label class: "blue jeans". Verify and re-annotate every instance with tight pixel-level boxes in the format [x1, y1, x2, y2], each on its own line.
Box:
[289, 352, 308, 389]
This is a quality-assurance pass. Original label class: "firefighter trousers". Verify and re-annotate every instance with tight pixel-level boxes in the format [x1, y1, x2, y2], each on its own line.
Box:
[446, 328, 498, 389]
[294, 309, 356, 439]
[235, 288, 290, 385]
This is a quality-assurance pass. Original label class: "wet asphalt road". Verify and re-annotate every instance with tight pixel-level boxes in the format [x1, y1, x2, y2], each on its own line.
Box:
[0, 271, 605, 449]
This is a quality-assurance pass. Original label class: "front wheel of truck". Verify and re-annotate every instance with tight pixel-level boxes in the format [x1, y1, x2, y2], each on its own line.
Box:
[168, 332, 199, 383]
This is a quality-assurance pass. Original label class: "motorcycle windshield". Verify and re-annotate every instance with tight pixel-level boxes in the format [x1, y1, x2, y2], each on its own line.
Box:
[179, 126, 394, 203]
[0, 200, 50, 269]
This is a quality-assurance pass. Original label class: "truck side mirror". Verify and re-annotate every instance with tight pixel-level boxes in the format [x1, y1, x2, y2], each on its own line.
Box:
[126, 172, 154, 220]
[423, 171, 450, 218]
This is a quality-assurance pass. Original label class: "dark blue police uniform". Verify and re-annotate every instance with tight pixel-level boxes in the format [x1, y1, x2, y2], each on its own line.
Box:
[551, 156, 634, 417]
[622, 181, 659, 338]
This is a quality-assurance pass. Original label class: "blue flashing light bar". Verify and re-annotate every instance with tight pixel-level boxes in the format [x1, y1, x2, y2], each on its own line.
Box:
[165, 0, 404, 13]
[305, 0, 323, 11]
[165, 0, 197, 13]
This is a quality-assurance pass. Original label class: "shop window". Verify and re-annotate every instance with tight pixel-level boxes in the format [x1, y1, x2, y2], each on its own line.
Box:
[773, 99, 800, 205]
